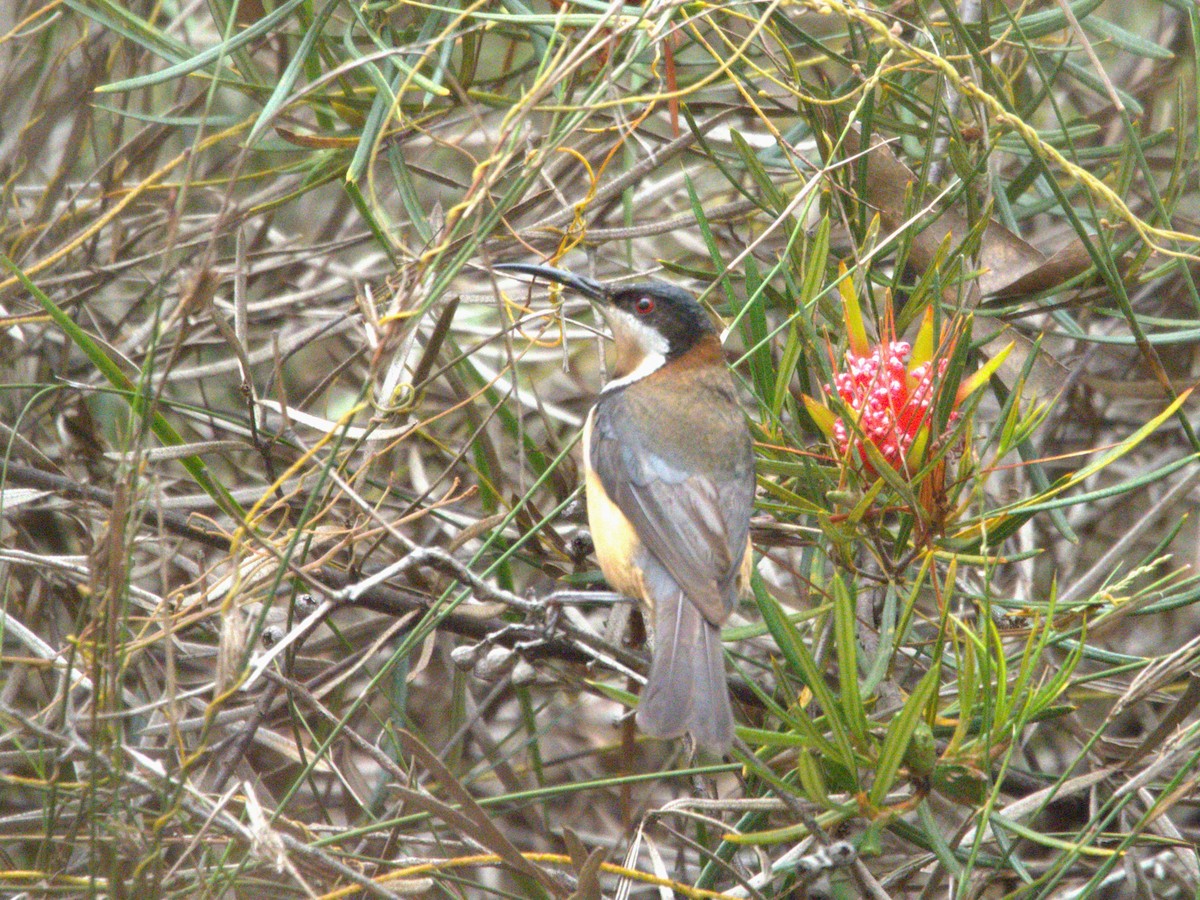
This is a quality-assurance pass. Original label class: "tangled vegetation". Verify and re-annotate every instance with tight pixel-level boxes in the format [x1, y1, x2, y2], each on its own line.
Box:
[2, 0, 1199, 897]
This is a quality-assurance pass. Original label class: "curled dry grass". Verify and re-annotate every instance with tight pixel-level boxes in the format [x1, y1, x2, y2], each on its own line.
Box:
[2, 0, 1200, 897]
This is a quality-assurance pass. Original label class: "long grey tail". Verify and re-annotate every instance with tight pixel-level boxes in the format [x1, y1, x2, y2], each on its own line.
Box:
[636, 585, 735, 755]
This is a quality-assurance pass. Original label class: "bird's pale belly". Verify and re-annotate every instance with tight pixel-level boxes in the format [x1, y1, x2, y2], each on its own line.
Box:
[582, 408, 651, 609]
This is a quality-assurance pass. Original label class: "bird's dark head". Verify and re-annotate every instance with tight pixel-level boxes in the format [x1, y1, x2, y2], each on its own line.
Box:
[495, 264, 718, 386]
[603, 282, 717, 359]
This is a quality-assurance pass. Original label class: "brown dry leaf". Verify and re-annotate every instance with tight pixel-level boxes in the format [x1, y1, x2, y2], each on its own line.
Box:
[984, 231, 1141, 301]
[562, 827, 607, 900]
[827, 123, 1070, 394]
[395, 729, 567, 896]
[835, 126, 1047, 297]
[980, 328, 1068, 400]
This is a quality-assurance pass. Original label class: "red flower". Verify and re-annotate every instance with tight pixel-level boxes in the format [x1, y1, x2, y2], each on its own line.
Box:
[803, 267, 1010, 482]
[828, 341, 949, 473]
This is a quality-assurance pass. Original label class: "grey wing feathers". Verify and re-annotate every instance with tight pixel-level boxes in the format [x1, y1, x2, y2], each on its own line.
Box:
[590, 396, 753, 624]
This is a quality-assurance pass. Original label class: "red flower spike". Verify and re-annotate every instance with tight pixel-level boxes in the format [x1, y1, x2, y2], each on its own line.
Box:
[826, 336, 952, 477]
[805, 275, 973, 483]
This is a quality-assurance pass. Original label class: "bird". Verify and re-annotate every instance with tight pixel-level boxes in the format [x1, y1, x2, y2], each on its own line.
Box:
[496, 262, 755, 754]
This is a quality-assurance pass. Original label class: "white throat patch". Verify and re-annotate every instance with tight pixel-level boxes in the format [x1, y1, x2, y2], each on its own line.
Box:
[601, 308, 669, 394]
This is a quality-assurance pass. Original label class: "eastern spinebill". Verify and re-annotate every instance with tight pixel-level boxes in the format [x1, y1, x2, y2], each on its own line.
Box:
[497, 263, 755, 753]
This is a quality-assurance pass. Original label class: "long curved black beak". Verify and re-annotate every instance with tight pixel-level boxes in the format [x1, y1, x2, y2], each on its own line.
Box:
[494, 263, 607, 302]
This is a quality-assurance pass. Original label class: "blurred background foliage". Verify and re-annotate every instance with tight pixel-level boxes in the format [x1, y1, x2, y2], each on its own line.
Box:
[2, 0, 1200, 896]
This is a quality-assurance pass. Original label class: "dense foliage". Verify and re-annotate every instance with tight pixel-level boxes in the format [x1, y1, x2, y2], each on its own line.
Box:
[2, 1, 1199, 897]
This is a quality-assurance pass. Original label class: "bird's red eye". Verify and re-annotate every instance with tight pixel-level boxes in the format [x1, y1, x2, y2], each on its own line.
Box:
[635, 297, 654, 315]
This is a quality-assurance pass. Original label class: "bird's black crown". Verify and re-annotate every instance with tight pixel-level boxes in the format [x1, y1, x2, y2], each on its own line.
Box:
[495, 263, 717, 358]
